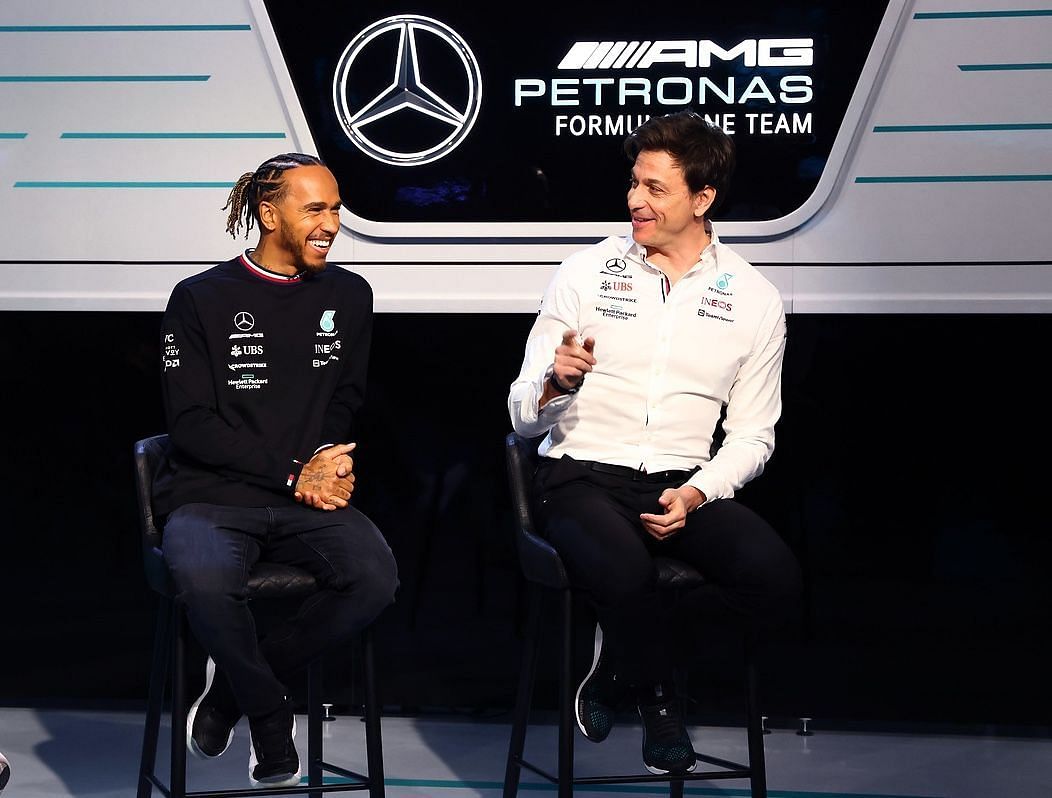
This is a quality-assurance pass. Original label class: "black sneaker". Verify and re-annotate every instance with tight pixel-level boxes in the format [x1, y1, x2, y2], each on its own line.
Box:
[248, 699, 300, 787]
[187, 658, 242, 759]
[575, 624, 627, 742]
[637, 682, 697, 775]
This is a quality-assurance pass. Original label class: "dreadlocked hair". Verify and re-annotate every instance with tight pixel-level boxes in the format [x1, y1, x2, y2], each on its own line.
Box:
[222, 152, 325, 239]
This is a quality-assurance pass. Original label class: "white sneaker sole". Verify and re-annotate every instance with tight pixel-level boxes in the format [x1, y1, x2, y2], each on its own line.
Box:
[248, 716, 300, 787]
[187, 657, 234, 760]
[575, 623, 606, 740]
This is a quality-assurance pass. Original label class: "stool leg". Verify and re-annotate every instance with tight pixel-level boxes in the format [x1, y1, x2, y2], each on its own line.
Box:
[308, 659, 324, 798]
[361, 628, 385, 798]
[669, 664, 688, 798]
[744, 635, 767, 798]
[557, 590, 574, 798]
[137, 598, 172, 798]
[170, 606, 188, 798]
[503, 588, 543, 798]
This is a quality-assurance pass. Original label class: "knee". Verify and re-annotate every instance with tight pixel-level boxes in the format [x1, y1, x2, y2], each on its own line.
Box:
[342, 538, 399, 618]
[166, 561, 245, 612]
[364, 547, 400, 613]
[581, 559, 655, 609]
[748, 553, 804, 630]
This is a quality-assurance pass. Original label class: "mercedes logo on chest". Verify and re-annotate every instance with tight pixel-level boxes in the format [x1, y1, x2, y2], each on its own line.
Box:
[234, 311, 255, 331]
[332, 15, 483, 167]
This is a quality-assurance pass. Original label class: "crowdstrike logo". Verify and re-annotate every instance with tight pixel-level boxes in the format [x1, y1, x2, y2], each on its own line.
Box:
[332, 14, 483, 166]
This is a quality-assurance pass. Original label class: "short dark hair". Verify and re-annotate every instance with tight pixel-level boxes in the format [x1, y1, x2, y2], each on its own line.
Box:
[623, 111, 736, 217]
[222, 152, 325, 238]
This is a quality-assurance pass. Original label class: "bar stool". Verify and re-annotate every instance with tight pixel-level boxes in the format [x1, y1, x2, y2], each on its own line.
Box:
[502, 432, 767, 798]
[133, 434, 385, 798]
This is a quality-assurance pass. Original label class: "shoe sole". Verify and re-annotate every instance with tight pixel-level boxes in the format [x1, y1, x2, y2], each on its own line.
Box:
[637, 705, 698, 776]
[248, 716, 300, 787]
[575, 623, 608, 742]
[187, 658, 235, 760]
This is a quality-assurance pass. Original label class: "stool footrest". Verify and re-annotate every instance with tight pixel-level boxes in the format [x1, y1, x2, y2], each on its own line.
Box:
[515, 754, 752, 786]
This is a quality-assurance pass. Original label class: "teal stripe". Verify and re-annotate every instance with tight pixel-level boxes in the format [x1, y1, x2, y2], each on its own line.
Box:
[856, 174, 1052, 183]
[0, 24, 250, 32]
[325, 776, 939, 798]
[0, 75, 209, 82]
[61, 132, 286, 139]
[915, 10, 1052, 18]
[0, 133, 28, 139]
[14, 181, 234, 188]
[959, 63, 1052, 71]
[873, 123, 1052, 132]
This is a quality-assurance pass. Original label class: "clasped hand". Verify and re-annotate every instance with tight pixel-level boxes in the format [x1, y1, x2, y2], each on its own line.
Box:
[640, 486, 705, 539]
[294, 442, 356, 511]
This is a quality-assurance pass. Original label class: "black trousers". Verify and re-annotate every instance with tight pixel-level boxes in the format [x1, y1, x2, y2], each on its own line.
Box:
[534, 455, 802, 686]
[162, 502, 399, 718]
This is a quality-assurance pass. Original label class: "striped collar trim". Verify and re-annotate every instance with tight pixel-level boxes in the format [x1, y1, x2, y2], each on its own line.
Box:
[239, 250, 305, 283]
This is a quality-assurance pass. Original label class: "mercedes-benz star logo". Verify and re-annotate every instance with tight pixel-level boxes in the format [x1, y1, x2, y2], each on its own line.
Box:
[332, 15, 482, 167]
[234, 311, 255, 331]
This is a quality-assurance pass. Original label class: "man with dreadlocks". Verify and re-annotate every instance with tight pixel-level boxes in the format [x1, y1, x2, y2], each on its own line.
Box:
[153, 153, 398, 787]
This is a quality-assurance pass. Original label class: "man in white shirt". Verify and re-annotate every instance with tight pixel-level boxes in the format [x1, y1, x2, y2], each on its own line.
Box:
[508, 110, 801, 776]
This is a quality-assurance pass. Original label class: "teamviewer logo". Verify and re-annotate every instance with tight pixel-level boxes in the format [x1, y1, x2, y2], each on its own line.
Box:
[332, 15, 483, 167]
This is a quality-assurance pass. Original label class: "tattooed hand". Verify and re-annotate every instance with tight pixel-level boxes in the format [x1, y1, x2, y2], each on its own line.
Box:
[294, 442, 356, 511]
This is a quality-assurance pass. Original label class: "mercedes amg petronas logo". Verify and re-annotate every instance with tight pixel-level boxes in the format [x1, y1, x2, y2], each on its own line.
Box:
[234, 311, 255, 331]
[332, 15, 482, 167]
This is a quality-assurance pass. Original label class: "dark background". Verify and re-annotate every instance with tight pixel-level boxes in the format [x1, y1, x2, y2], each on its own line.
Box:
[1, 308, 1049, 734]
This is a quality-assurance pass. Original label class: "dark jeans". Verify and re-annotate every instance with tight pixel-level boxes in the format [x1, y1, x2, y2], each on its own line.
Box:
[534, 456, 802, 686]
[162, 501, 398, 718]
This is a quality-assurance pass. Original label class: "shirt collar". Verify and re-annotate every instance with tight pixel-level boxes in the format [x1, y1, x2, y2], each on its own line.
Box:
[621, 221, 720, 273]
[240, 249, 306, 283]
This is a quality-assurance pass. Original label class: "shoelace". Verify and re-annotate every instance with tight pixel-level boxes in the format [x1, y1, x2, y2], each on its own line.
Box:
[641, 699, 684, 741]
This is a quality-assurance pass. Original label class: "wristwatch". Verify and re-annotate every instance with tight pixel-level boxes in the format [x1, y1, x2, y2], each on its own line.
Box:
[545, 366, 582, 395]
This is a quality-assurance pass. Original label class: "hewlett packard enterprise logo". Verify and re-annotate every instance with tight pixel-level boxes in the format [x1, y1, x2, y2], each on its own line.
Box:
[332, 14, 483, 167]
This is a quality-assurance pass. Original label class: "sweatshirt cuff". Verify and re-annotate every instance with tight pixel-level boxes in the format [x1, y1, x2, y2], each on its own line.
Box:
[285, 458, 307, 493]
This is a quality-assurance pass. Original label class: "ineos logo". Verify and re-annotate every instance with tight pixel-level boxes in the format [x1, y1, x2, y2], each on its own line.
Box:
[332, 15, 483, 167]
[234, 311, 255, 332]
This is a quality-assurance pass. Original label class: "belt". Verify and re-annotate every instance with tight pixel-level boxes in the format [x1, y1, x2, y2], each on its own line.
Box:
[576, 460, 694, 483]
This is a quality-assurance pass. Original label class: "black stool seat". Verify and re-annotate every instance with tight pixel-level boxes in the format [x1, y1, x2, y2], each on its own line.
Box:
[653, 557, 706, 590]
[502, 432, 768, 798]
[133, 434, 385, 798]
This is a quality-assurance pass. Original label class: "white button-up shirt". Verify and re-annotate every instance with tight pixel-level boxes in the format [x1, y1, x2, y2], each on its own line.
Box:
[508, 231, 786, 504]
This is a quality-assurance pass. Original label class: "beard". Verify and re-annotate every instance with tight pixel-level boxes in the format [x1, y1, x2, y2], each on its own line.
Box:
[278, 218, 327, 276]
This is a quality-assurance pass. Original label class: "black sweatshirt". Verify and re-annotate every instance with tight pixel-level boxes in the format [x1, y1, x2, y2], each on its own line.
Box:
[152, 253, 373, 517]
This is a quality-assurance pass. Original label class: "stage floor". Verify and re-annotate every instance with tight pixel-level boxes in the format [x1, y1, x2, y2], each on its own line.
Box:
[1, 706, 1048, 797]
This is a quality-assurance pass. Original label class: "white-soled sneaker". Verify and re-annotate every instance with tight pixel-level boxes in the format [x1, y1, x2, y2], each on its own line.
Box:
[248, 699, 300, 787]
